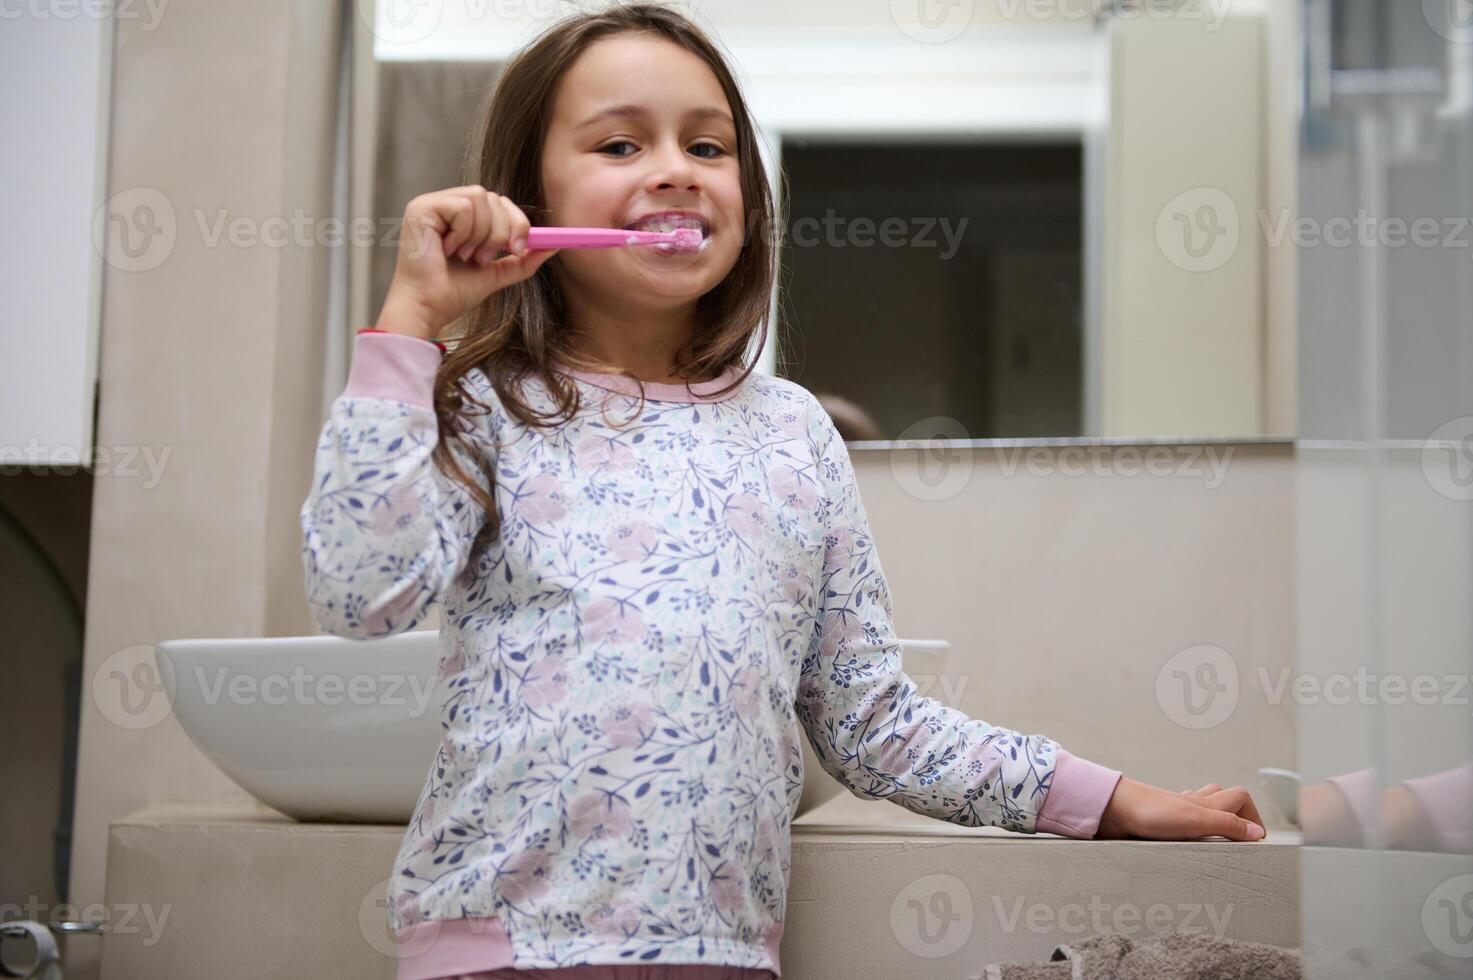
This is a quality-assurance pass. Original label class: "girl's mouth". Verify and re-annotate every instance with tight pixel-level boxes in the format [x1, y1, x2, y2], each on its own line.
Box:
[622, 210, 711, 240]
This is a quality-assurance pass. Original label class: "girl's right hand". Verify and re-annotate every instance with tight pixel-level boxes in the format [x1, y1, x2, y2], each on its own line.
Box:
[374, 185, 560, 341]
[1096, 776, 1267, 842]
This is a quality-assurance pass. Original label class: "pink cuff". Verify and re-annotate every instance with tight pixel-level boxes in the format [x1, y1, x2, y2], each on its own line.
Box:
[341, 331, 442, 411]
[1035, 748, 1123, 839]
[1402, 763, 1473, 854]
[1326, 767, 1379, 842]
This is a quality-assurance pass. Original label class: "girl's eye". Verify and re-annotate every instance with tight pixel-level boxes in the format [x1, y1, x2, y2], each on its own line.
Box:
[596, 141, 726, 159]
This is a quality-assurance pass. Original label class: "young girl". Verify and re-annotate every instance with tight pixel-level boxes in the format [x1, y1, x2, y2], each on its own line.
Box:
[300, 6, 1265, 979]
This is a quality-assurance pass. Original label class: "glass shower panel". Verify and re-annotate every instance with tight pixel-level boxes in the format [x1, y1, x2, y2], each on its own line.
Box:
[1297, 1, 1473, 977]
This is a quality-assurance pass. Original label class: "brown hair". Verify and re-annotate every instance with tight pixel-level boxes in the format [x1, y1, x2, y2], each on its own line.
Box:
[429, 2, 780, 577]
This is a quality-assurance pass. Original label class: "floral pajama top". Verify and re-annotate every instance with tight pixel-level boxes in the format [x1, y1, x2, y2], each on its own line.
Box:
[299, 332, 1122, 980]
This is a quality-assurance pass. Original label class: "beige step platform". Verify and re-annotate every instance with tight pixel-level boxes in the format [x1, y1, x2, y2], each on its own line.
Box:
[98, 797, 1298, 980]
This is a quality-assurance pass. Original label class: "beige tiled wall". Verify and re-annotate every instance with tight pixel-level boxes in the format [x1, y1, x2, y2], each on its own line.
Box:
[848, 441, 1296, 802]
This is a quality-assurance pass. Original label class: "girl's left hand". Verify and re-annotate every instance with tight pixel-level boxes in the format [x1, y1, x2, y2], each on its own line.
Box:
[1096, 777, 1267, 841]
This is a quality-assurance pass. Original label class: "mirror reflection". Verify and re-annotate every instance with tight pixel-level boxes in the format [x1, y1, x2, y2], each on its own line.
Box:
[359, 1, 1294, 441]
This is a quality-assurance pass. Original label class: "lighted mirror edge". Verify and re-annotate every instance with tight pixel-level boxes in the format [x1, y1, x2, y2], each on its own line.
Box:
[846, 434, 1296, 450]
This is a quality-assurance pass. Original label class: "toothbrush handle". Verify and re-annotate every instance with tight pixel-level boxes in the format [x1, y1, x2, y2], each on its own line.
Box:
[525, 226, 670, 249]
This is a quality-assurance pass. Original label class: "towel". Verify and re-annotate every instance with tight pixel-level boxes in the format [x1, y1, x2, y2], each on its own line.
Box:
[968, 933, 1301, 980]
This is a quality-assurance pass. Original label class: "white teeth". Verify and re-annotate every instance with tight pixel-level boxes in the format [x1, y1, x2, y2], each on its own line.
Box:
[627, 214, 706, 236]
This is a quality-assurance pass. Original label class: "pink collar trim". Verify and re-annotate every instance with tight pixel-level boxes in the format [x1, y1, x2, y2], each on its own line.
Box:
[550, 361, 748, 403]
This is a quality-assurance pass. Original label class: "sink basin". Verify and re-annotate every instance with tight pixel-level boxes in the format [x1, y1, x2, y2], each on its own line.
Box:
[157, 630, 445, 823]
[156, 631, 952, 823]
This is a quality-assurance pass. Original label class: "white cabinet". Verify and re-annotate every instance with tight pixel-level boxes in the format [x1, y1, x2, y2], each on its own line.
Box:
[1, 12, 113, 465]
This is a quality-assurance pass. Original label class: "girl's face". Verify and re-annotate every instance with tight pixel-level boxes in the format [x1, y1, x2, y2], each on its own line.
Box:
[540, 34, 746, 311]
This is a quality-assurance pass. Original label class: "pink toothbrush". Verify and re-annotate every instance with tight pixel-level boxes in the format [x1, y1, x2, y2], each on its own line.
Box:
[525, 226, 706, 253]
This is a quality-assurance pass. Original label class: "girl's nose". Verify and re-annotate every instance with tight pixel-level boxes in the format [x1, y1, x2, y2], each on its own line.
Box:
[643, 138, 701, 192]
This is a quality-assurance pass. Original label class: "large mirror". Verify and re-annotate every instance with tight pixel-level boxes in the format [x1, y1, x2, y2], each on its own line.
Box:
[354, 0, 1294, 442]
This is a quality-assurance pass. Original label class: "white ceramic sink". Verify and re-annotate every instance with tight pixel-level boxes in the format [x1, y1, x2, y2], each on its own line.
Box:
[157, 630, 445, 823]
[156, 631, 952, 823]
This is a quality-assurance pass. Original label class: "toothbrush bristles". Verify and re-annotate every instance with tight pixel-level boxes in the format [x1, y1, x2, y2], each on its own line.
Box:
[631, 226, 706, 253]
[671, 227, 703, 251]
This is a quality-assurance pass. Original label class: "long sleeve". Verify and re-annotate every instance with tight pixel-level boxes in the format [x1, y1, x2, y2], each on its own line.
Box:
[299, 331, 492, 640]
[795, 396, 1121, 837]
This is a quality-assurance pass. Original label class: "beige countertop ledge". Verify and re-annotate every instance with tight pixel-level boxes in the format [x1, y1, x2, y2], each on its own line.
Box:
[102, 794, 1299, 980]
[115, 791, 1303, 842]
